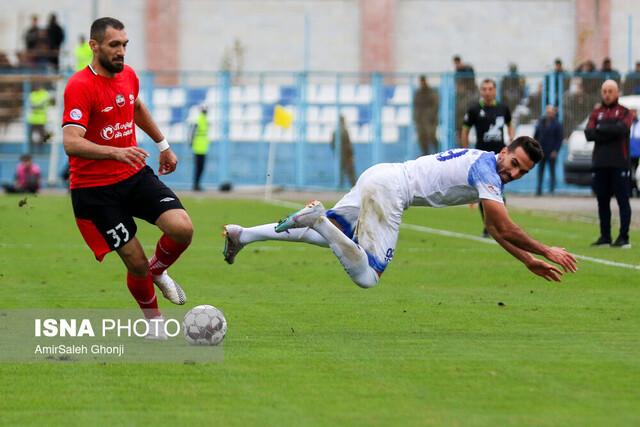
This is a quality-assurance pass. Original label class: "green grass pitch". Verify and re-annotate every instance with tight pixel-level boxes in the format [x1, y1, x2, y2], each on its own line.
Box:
[0, 194, 638, 426]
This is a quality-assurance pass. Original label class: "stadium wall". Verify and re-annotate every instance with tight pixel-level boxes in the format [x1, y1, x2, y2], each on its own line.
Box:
[1, 0, 639, 73]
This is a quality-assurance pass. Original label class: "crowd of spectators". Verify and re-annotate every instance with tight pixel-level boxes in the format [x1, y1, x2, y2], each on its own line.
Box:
[438, 55, 640, 144]
[22, 13, 65, 71]
[0, 13, 66, 129]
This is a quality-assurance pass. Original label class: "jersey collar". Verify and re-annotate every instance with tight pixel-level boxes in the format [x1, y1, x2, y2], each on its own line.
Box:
[479, 99, 497, 107]
[88, 64, 98, 76]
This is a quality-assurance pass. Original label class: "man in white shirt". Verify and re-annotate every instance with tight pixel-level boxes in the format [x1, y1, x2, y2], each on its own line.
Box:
[223, 136, 577, 287]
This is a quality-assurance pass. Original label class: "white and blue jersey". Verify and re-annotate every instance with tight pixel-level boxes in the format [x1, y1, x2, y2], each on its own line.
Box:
[404, 148, 503, 207]
[326, 148, 503, 275]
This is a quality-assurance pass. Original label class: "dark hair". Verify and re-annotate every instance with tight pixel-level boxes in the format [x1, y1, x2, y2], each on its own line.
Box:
[20, 154, 32, 162]
[453, 55, 461, 62]
[90, 17, 124, 42]
[554, 58, 562, 65]
[508, 136, 543, 164]
[480, 78, 496, 88]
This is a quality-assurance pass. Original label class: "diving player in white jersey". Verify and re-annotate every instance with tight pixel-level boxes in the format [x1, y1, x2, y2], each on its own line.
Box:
[223, 136, 577, 286]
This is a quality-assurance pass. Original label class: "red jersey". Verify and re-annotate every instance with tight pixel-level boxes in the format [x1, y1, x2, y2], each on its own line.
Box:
[62, 64, 141, 189]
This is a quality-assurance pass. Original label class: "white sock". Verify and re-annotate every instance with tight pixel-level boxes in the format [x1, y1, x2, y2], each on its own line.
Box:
[239, 223, 329, 247]
[311, 217, 379, 288]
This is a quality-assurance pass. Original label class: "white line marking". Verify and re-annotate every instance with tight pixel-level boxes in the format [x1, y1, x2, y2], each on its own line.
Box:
[571, 254, 640, 270]
[264, 199, 640, 271]
[401, 223, 640, 270]
[265, 198, 302, 209]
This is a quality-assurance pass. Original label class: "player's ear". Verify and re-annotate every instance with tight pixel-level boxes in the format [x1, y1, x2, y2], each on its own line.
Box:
[88, 39, 99, 53]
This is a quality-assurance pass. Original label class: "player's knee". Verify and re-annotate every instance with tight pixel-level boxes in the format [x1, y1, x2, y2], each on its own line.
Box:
[176, 220, 194, 244]
[351, 267, 380, 289]
[166, 212, 194, 245]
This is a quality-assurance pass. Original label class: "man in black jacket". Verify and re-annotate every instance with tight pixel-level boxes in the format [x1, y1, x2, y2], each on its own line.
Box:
[534, 105, 563, 195]
[585, 80, 634, 248]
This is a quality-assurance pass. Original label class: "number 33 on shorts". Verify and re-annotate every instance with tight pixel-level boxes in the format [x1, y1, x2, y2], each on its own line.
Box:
[106, 223, 130, 248]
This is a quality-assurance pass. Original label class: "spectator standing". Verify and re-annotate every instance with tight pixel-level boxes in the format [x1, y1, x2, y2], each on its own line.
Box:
[545, 58, 570, 107]
[453, 55, 475, 77]
[28, 83, 52, 152]
[46, 13, 65, 71]
[24, 15, 40, 53]
[622, 61, 640, 95]
[585, 80, 633, 248]
[461, 78, 514, 237]
[500, 63, 525, 112]
[331, 115, 356, 187]
[526, 82, 543, 123]
[412, 75, 439, 155]
[562, 78, 595, 139]
[2, 154, 41, 194]
[600, 57, 621, 85]
[453, 55, 477, 141]
[577, 60, 601, 101]
[534, 105, 563, 195]
[630, 109, 640, 198]
[190, 105, 210, 191]
[74, 35, 92, 70]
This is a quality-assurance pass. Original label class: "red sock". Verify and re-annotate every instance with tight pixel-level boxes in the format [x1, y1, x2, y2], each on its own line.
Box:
[127, 272, 161, 319]
[149, 234, 189, 276]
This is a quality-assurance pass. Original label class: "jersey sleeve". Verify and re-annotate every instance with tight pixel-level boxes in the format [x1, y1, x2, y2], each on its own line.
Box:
[504, 105, 512, 125]
[62, 77, 92, 130]
[467, 152, 504, 203]
[463, 106, 475, 128]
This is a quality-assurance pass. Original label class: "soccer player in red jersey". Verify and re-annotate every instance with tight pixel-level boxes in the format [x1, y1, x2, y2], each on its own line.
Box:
[62, 18, 192, 337]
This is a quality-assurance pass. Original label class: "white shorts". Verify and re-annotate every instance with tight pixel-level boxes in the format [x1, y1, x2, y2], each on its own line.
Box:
[326, 163, 410, 274]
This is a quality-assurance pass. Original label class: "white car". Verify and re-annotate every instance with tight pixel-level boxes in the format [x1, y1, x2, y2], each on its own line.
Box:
[564, 95, 640, 186]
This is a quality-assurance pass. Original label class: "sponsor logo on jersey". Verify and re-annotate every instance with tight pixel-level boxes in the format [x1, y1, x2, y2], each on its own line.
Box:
[116, 94, 125, 107]
[100, 121, 134, 141]
[101, 106, 114, 113]
[160, 197, 175, 202]
[101, 126, 114, 140]
[70, 109, 83, 120]
[486, 184, 500, 195]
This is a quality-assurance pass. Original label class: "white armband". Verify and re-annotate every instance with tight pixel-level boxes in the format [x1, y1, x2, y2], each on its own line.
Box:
[155, 138, 170, 152]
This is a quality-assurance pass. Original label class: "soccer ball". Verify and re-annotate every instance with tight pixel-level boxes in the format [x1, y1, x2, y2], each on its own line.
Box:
[183, 305, 227, 345]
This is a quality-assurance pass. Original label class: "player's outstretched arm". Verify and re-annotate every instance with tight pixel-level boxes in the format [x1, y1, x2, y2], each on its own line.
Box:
[134, 98, 177, 175]
[63, 125, 148, 168]
[481, 199, 577, 281]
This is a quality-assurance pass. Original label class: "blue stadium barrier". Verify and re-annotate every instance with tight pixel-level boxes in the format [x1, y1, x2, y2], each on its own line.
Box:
[0, 70, 598, 195]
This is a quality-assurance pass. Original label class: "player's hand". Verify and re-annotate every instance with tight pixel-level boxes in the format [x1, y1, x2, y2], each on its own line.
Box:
[545, 246, 578, 273]
[526, 258, 564, 282]
[112, 146, 149, 168]
[158, 148, 178, 175]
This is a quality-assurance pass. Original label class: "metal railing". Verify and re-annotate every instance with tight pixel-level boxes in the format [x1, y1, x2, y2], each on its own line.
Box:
[2, 69, 638, 193]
